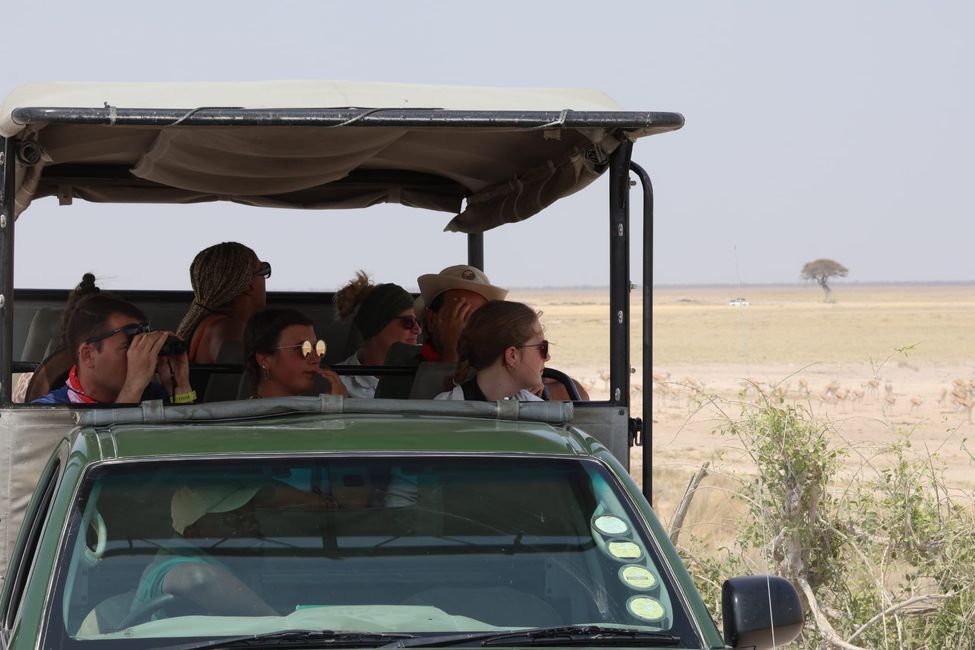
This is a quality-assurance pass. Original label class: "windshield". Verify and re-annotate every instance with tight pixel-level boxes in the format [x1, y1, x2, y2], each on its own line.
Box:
[48, 456, 694, 647]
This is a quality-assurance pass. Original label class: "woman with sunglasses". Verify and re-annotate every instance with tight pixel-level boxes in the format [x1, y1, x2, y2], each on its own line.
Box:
[177, 242, 270, 364]
[334, 272, 421, 398]
[243, 308, 348, 398]
[434, 300, 548, 402]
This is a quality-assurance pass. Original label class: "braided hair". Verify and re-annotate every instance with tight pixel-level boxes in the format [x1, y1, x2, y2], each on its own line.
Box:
[177, 242, 259, 340]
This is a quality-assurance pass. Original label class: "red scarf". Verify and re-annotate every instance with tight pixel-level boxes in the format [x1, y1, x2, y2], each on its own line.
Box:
[420, 342, 442, 362]
[66, 365, 98, 404]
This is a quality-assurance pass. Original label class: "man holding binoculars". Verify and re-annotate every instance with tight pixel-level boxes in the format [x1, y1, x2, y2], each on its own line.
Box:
[33, 294, 195, 405]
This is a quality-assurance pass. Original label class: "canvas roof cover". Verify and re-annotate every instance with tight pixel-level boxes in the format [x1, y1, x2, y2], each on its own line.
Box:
[0, 81, 682, 232]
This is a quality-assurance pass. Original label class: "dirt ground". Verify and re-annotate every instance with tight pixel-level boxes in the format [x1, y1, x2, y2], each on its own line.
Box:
[511, 284, 975, 545]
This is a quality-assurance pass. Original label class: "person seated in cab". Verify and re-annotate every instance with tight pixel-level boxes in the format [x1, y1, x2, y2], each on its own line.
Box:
[380, 265, 587, 400]
[32, 294, 194, 405]
[131, 482, 278, 620]
[417, 265, 508, 363]
[243, 308, 348, 398]
[435, 301, 548, 402]
[334, 271, 420, 398]
[177, 242, 269, 363]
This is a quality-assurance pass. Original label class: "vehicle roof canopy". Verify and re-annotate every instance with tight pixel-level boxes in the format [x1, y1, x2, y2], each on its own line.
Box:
[0, 81, 682, 232]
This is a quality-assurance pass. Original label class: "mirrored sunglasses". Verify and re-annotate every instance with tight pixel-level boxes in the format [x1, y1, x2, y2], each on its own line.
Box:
[254, 261, 272, 279]
[85, 322, 151, 344]
[517, 340, 550, 358]
[274, 339, 327, 359]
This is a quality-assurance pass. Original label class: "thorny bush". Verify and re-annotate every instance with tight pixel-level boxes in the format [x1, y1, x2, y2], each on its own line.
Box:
[678, 396, 975, 648]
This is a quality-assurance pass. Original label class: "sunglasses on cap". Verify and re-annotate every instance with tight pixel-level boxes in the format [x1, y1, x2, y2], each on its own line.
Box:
[254, 261, 272, 279]
[85, 322, 151, 344]
[394, 316, 421, 330]
[273, 339, 327, 359]
[517, 340, 550, 358]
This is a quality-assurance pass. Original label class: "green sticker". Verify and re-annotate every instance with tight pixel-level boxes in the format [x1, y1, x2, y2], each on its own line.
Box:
[607, 540, 642, 560]
[620, 565, 657, 590]
[593, 515, 628, 536]
[628, 596, 665, 621]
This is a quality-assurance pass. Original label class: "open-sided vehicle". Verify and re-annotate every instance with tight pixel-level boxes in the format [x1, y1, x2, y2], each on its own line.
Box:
[0, 81, 803, 648]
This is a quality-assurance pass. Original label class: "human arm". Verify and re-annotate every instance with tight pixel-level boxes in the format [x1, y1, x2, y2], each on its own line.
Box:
[435, 297, 477, 363]
[161, 561, 277, 616]
[318, 368, 350, 396]
[156, 334, 193, 400]
[116, 332, 171, 403]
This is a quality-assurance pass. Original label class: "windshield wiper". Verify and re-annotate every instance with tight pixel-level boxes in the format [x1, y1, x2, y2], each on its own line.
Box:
[383, 625, 682, 648]
[173, 630, 417, 650]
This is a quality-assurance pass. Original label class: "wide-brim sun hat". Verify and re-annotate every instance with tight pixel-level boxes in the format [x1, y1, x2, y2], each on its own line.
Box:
[417, 265, 508, 306]
[171, 481, 263, 534]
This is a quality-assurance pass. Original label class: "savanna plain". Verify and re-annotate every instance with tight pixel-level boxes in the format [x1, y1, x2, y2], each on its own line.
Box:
[513, 283, 975, 599]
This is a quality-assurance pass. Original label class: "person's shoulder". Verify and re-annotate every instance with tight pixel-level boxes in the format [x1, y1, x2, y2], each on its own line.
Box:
[32, 385, 70, 405]
[434, 386, 463, 400]
[517, 389, 544, 402]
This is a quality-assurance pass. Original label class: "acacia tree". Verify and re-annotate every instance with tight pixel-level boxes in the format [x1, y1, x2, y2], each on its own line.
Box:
[801, 259, 848, 301]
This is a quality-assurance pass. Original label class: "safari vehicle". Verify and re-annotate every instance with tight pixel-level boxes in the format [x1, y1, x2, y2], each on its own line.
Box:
[0, 81, 803, 649]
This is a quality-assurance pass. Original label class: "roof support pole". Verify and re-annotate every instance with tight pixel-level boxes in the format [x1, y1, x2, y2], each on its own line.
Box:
[0, 138, 15, 404]
[630, 162, 654, 503]
[608, 141, 633, 417]
[467, 232, 484, 271]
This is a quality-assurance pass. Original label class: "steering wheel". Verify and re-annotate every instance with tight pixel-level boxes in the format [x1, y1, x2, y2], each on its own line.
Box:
[543, 368, 582, 400]
[113, 593, 179, 631]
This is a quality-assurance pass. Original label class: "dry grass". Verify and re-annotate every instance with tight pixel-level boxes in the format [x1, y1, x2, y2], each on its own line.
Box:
[512, 284, 975, 551]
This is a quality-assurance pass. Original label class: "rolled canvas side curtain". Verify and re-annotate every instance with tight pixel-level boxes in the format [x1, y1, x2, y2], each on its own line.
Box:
[131, 127, 410, 195]
[445, 129, 624, 233]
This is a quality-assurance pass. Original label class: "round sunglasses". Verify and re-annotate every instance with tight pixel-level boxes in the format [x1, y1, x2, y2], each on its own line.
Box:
[273, 339, 327, 359]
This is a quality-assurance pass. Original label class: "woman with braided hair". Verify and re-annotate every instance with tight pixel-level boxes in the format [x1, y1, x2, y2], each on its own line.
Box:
[177, 242, 270, 363]
[334, 271, 420, 398]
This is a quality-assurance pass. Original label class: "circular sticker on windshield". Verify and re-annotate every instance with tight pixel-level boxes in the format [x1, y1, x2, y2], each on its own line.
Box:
[619, 565, 657, 590]
[627, 596, 665, 622]
[593, 515, 628, 536]
[606, 540, 642, 560]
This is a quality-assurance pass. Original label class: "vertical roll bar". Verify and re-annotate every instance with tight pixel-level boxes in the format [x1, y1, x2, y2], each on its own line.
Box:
[630, 162, 653, 503]
[467, 233, 484, 271]
[0, 137, 14, 404]
[608, 141, 633, 410]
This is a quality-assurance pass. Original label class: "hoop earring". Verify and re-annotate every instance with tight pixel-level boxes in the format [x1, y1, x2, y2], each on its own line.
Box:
[262, 365, 270, 381]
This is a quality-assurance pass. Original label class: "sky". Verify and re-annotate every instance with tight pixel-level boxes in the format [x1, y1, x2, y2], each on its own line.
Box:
[2, 1, 974, 290]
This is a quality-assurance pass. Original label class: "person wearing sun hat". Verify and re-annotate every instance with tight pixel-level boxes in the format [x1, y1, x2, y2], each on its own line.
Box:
[416, 265, 508, 364]
[374, 265, 508, 399]
[130, 481, 276, 620]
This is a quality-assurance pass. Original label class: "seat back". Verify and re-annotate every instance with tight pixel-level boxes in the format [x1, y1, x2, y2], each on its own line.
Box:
[409, 362, 457, 399]
[25, 348, 72, 403]
[77, 591, 134, 637]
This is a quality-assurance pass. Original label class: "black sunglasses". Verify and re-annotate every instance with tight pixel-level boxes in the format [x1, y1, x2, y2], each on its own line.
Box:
[255, 261, 272, 279]
[518, 340, 550, 358]
[85, 322, 151, 344]
[394, 316, 421, 330]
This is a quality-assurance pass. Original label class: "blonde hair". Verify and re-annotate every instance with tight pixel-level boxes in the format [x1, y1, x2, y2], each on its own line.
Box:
[334, 271, 373, 319]
[177, 242, 258, 339]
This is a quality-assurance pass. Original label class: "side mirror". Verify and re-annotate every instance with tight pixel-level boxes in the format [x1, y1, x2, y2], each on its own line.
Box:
[722, 576, 804, 649]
